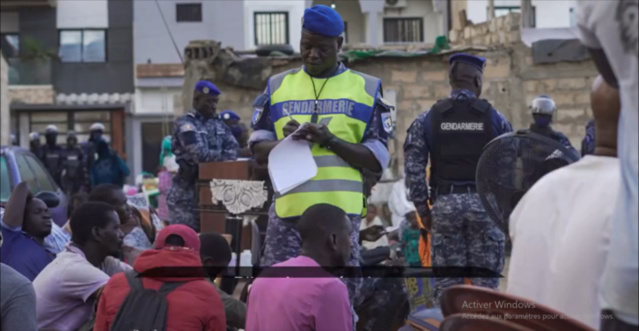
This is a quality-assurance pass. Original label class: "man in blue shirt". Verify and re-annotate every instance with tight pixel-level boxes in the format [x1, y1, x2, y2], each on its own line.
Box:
[0, 182, 55, 281]
[404, 53, 513, 303]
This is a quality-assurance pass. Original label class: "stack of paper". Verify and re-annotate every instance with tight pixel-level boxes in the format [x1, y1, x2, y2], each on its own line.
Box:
[268, 133, 317, 194]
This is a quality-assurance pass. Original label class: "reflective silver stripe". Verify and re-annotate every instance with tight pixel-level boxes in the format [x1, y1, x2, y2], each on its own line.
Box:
[350, 70, 380, 98]
[269, 68, 302, 94]
[275, 179, 362, 198]
[314, 155, 350, 168]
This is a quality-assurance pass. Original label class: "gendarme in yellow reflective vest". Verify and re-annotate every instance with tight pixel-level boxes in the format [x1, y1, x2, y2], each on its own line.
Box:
[268, 67, 381, 219]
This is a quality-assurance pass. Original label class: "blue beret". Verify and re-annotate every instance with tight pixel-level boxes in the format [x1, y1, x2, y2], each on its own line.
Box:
[194, 80, 221, 96]
[303, 5, 344, 37]
[220, 110, 240, 121]
[449, 53, 486, 73]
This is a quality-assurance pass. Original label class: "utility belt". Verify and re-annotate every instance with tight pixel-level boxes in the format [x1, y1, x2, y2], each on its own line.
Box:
[176, 160, 198, 182]
[432, 182, 476, 200]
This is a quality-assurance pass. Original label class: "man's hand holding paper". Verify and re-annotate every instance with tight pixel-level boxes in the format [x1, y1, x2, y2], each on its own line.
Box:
[283, 119, 301, 138]
[268, 122, 318, 195]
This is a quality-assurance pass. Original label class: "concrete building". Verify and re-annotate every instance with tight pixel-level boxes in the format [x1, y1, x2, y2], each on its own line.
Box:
[1, 0, 134, 162]
[466, 0, 578, 28]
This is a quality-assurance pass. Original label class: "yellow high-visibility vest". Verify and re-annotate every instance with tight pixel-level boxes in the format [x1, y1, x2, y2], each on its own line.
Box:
[268, 67, 381, 218]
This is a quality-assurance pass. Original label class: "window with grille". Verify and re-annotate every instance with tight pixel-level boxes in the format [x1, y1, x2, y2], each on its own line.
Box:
[176, 3, 202, 22]
[383, 18, 424, 43]
[254, 12, 289, 45]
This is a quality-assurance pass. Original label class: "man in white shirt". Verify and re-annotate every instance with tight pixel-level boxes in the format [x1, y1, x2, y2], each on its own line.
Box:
[576, 2, 638, 329]
[33, 202, 132, 331]
[507, 76, 621, 329]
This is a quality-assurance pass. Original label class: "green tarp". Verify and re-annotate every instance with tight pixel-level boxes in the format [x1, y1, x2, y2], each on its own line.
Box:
[342, 35, 450, 62]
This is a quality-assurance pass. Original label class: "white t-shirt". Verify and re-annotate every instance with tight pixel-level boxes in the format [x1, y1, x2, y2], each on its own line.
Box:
[576, 2, 639, 325]
[33, 245, 132, 331]
[507, 156, 621, 329]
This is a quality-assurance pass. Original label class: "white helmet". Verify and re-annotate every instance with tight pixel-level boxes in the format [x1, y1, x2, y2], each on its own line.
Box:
[530, 95, 556, 117]
[45, 125, 58, 134]
[90, 123, 105, 131]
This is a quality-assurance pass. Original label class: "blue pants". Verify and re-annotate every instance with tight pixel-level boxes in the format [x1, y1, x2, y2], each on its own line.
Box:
[430, 193, 506, 303]
[166, 179, 199, 232]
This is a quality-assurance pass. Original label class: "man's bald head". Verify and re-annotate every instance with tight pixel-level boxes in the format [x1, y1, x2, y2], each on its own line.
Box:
[590, 75, 621, 154]
[298, 204, 352, 266]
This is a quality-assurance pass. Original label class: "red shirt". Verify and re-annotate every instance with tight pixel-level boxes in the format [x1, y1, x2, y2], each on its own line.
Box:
[94, 248, 226, 331]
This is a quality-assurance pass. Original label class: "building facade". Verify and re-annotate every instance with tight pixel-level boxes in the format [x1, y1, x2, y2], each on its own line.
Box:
[132, 0, 244, 176]
[466, 0, 578, 28]
[1, 0, 134, 163]
[132, 0, 447, 176]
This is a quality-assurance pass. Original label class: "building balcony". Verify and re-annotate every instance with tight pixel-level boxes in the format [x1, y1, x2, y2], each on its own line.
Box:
[8, 57, 52, 86]
[0, 0, 56, 10]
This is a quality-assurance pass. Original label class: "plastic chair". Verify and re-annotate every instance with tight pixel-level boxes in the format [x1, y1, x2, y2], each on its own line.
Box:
[440, 285, 595, 331]
[440, 313, 533, 331]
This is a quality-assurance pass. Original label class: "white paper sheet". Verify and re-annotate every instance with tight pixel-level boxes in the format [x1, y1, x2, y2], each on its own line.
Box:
[268, 133, 317, 195]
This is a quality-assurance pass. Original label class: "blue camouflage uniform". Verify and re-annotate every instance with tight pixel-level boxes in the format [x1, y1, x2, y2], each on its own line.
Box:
[404, 82, 513, 303]
[167, 82, 239, 232]
[581, 119, 596, 156]
[528, 123, 579, 157]
[553, 130, 579, 156]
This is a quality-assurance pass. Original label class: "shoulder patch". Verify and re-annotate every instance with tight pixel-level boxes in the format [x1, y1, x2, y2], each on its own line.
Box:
[381, 112, 393, 133]
[252, 107, 264, 126]
[180, 123, 195, 132]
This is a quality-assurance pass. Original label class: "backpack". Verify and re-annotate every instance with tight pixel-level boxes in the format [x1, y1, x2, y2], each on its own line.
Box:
[109, 271, 186, 331]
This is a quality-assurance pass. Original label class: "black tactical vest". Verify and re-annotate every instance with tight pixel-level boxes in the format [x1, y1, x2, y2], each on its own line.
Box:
[430, 98, 494, 184]
[64, 148, 82, 178]
[43, 147, 62, 174]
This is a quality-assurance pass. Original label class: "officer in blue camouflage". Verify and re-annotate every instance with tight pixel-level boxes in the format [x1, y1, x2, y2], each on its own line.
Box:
[526, 95, 579, 157]
[581, 119, 596, 156]
[167, 80, 239, 232]
[404, 53, 513, 304]
[82, 123, 104, 191]
[250, 5, 406, 330]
